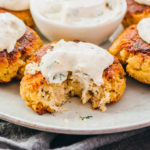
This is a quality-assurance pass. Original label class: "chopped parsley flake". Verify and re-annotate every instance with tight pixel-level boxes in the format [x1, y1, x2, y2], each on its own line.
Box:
[80, 116, 93, 120]
[52, 73, 66, 81]
[53, 75, 57, 80]
[59, 73, 66, 80]
[83, 73, 88, 76]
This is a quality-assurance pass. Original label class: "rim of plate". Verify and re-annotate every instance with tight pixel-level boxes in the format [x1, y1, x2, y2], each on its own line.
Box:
[0, 112, 150, 135]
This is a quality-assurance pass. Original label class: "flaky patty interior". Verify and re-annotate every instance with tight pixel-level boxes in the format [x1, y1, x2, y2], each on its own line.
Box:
[20, 44, 126, 114]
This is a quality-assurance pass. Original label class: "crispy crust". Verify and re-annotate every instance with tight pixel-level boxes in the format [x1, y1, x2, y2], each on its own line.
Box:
[109, 25, 150, 84]
[20, 43, 126, 114]
[0, 27, 43, 83]
[0, 8, 35, 27]
[123, 0, 150, 27]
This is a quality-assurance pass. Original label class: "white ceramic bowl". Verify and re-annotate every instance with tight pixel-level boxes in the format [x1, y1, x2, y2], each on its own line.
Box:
[30, 0, 127, 45]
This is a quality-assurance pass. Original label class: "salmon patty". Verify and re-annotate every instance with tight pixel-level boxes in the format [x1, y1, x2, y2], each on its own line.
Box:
[109, 25, 150, 84]
[0, 27, 43, 83]
[123, 0, 150, 27]
[20, 43, 126, 115]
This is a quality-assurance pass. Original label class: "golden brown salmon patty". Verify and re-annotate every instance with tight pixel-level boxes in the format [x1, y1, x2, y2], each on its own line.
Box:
[0, 8, 35, 27]
[20, 43, 126, 115]
[109, 25, 150, 84]
[123, 0, 150, 27]
[0, 27, 43, 83]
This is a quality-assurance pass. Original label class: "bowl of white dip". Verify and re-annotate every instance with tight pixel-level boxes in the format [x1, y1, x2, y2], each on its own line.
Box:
[30, 0, 127, 45]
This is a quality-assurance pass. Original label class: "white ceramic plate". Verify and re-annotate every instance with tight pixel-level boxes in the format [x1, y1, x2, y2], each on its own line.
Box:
[0, 78, 150, 135]
[0, 29, 150, 135]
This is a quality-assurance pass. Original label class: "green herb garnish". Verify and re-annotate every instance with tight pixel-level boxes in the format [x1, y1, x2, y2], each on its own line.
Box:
[80, 116, 93, 120]
[83, 73, 88, 76]
[59, 73, 66, 80]
[53, 74, 57, 80]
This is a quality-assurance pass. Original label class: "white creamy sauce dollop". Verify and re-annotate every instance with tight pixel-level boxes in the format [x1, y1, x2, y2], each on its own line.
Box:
[0, 0, 30, 11]
[0, 13, 26, 53]
[134, 0, 150, 6]
[27, 40, 114, 86]
[38, 0, 124, 26]
[137, 18, 150, 44]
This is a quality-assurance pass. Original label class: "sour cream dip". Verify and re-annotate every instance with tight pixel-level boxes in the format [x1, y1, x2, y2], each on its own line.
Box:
[137, 18, 150, 44]
[30, 0, 127, 44]
[0, 0, 30, 11]
[0, 13, 26, 53]
[27, 40, 114, 86]
[134, 0, 150, 6]
[39, 0, 124, 27]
